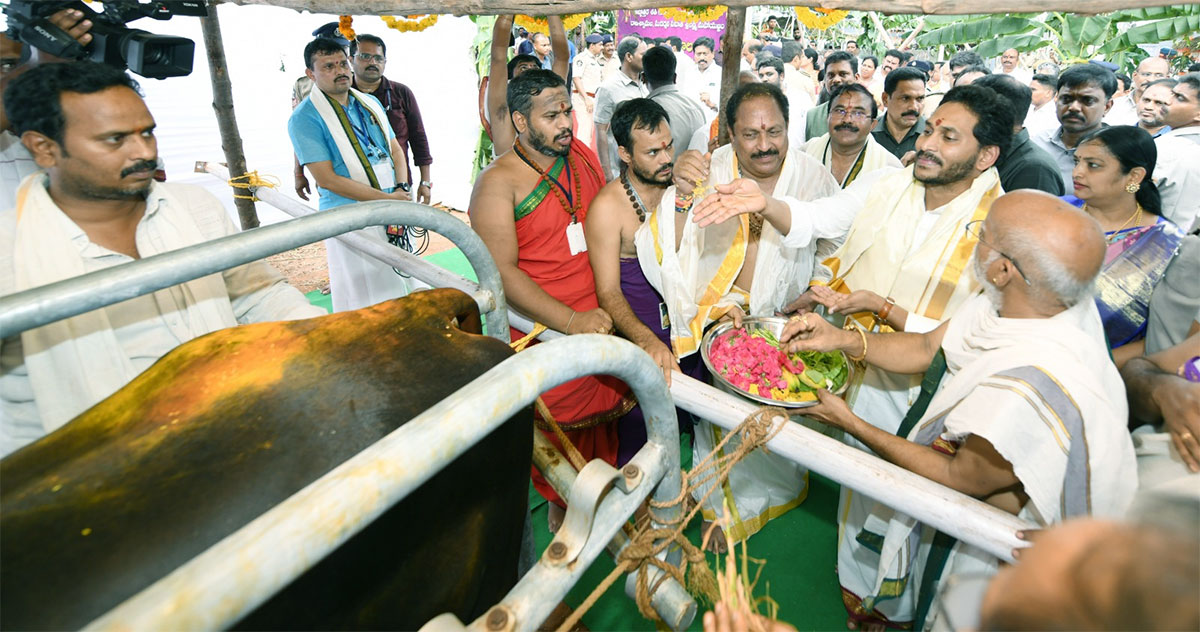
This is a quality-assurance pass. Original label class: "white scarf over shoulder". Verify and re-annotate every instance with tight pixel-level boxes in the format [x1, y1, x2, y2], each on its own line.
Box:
[868, 293, 1138, 606]
[306, 87, 394, 186]
[635, 144, 838, 357]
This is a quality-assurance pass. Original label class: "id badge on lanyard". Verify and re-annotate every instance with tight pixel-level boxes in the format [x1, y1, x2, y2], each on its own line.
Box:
[566, 220, 587, 255]
[372, 160, 396, 191]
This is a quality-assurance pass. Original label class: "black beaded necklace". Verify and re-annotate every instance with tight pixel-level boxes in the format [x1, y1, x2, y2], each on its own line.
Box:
[621, 171, 649, 223]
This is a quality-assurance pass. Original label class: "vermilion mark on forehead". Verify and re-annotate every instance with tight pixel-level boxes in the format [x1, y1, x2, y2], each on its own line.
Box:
[655, 141, 671, 151]
[934, 118, 944, 127]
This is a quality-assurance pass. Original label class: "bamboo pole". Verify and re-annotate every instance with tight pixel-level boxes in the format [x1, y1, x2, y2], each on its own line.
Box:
[716, 6, 745, 147]
[217, 0, 1169, 16]
[200, 3, 260, 230]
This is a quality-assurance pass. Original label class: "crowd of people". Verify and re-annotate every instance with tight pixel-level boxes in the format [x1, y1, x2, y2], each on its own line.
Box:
[2, 7, 1198, 631]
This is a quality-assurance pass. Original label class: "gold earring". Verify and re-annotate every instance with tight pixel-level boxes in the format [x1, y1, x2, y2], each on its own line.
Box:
[1126, 182, 1140, 194]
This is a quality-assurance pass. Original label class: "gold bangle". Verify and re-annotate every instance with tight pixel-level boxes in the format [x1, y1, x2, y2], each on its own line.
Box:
[848, 326, 868, 362]
[566, 311, 577, 334]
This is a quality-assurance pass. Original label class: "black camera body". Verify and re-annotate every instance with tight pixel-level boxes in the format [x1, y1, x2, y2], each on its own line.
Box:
[4, 1, 207, 79]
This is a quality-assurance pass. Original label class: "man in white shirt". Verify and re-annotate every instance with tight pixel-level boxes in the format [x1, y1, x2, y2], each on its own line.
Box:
[1105, 56, 1170, 126]
[1155, 73, 1200, 232]
[1024, 73, 1060, 138]
[1, 61, 322, 455]
[996, 48, 1032, 84]
[593, 36, 649, 180]
[691, 36, 722, 123]
[757, 56, 813, 148]
[665, 36, 698, 96]
[803, 83, 900, 188]
[1137, 79, 1176, 138]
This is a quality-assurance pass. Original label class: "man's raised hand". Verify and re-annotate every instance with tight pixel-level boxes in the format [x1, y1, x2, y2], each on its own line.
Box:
[672, 150, 710, 196]
[691, 179, 766, 227]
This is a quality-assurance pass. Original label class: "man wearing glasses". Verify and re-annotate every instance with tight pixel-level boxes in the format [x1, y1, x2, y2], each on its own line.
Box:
[288, 37, 414, 313]
[350, 34, 433, 205]
[778, 191, 1137, 632]
[1104, 56, 1171, 127]
[692, 84, 1015, 629]
[803, 83, 900, 188]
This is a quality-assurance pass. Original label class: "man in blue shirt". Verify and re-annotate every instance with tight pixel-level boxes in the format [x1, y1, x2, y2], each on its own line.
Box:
[288, 37, 413, 312]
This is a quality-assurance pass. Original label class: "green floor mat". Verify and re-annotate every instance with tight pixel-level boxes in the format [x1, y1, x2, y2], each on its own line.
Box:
[304, 289, 332, 313]
[303, 248, 476, 314]
[424, 248, 478, 283]
[529, 431, 847, 631]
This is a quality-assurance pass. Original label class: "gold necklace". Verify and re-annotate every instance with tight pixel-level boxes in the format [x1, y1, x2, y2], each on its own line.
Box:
[1084, 202, 1142, 243]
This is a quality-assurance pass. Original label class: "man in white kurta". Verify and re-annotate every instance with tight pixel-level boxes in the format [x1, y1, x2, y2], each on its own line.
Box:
[635, 82, 839, 546]
[691, 85, 1018, 622]
[1, 61, 322, 456]
[776, 191, 1137, 631]
[803, 84, 901, 189]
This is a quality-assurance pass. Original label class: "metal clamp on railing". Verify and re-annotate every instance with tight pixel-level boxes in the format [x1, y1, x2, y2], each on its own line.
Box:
[83, 335, 690, 632]
[0, 201, 510, 342]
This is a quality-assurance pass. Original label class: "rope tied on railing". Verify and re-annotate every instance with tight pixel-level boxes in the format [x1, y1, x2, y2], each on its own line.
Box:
[226, 171, 280, 201]
[505, 325, 788, 629]
[555, 406, 790, 632]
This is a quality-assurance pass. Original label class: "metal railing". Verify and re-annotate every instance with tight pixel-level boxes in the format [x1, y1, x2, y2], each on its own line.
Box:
[187, 167, 1029, 560]
[0, 200, 510, 342]
[83, 335, 689, 632]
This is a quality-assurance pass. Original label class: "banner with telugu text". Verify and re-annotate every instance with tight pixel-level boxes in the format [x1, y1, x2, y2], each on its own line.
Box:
[616, 9, 727, 57]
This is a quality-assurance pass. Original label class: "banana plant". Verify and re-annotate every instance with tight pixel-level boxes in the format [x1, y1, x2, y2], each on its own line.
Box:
[915, 6, 1200, 72]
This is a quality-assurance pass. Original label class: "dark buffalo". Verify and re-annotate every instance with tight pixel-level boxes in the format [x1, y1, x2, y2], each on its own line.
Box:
[1, 288, 532, 630]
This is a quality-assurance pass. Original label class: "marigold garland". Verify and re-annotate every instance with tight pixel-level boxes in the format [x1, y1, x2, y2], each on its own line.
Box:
[794, 7, 848, 30]
[659, 6, 728, 23]
[338, 15, 356, 41]
[381, 15, 440, 33]
[514, 13, 590, 35]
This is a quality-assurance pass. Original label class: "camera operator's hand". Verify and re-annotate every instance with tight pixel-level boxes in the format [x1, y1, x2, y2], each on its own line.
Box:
[32, 8, 94, 63]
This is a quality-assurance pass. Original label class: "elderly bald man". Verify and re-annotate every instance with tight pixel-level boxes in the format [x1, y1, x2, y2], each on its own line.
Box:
[780, 190, 1139, 631]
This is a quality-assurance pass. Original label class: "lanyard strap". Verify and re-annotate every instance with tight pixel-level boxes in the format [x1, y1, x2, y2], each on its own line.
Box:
[514, 140, 576, 214]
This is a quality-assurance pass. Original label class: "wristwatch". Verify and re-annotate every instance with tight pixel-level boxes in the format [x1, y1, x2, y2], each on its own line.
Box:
[419, 180, 433, 189]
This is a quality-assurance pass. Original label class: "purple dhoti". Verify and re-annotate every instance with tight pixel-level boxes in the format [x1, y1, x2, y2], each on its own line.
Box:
[616, 257, 703, 464]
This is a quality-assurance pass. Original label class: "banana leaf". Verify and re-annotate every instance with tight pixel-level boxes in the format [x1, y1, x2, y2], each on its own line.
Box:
[973, 33, 1050, 58]
[1055, 14, 1115, 51]
[916, 16, 1038, 47]
[1107, 5, 1200, 22]
[1095, 15, 1200, 56]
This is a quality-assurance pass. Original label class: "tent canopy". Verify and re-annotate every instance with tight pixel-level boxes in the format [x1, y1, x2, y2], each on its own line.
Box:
[219, 0, 1175, 17]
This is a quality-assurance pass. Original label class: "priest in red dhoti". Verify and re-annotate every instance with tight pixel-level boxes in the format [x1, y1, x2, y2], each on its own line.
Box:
[469, 69, 634, 529]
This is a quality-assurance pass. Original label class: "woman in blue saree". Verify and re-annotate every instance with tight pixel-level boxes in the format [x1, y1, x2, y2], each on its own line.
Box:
[1066, 125, 1193, 367]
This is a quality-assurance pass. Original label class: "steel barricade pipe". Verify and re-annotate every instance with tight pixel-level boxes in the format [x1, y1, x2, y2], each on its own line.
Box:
[503, 322, 1031, 561]
[668, 373, 1031, 561]
[198, 163, 505, 337]
[0, 201, 510, 342]
[82, 335, 685, 632]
